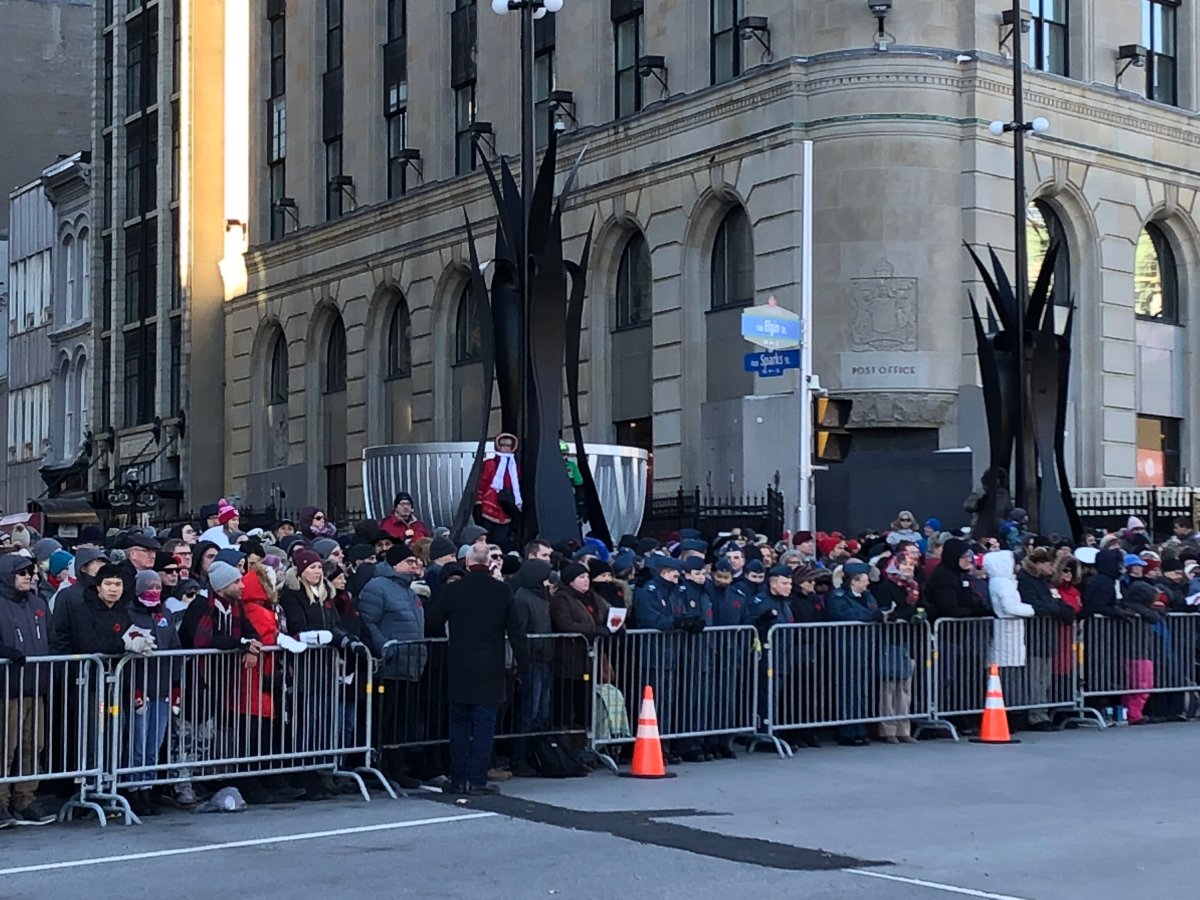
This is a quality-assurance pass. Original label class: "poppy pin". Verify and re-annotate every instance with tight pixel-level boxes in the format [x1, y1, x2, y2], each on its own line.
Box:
[113, 623, 122, 633]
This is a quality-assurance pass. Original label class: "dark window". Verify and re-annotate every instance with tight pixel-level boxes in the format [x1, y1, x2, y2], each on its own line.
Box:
[270, 13, 286, 96]
[326, 0, 343, 72]
[534, 49, 554, 150]
[172, 0, 181, 94]
[127, 14, 144, 115]
[711, 0, 743, 85]
[455, 84, 476, 175]
[710, 206, 754, 309]
[105, 0, 113, 25]
[123, 221, 157, 324]
[325, 136, 343, 220]
[102, 133, 113, 229]
[125, 114, 159, 220]
[455, 284, 482, 363]
[324, 318, 347, 394]
[104, 34, 113, 122]
[269, 162, 287, 239]
[1026, 199, 1071, 307]
[269, 332, 289, 404]
[169, 317, 181, 414]
[171, 209, 181, 309]
[1028, 0, 1068, 75]
[1135, 223, 1179, 322]
[387, 298, 412, 378]
[268, 5, 287, 239]
[123, 325, 156, 427]
[615, 232, 652, 328]
[1143, 0, 1178, 106]
[100, 338, 112, 430]
[388, 0, 406, 41]
[1136, 415, 1181, 486]
[613, 5, 644, 117]
[386, 109, 408, 199]
[171, 101, 180, 200]
[101, 236, 113, 331]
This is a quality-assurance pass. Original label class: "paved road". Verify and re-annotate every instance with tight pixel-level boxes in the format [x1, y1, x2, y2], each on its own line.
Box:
[3, 723, 1196, 899]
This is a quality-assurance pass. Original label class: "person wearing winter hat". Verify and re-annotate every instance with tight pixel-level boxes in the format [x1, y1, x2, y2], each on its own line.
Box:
[179, 561, 261, 661]
[299, 506, 337, 541]
[380, 491, 430, 545]
[459, 524, 489, 548]
[312, 537, 343, 563]
[197, 499, 241, 549]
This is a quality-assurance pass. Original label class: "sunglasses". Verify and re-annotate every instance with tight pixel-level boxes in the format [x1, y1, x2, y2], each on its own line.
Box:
[489, 554, 503, 561]
[162, 568, 180, 575]
[312, 514, 326, 520]
[183, 591, 198, 598]
[15, 568, 35, 577]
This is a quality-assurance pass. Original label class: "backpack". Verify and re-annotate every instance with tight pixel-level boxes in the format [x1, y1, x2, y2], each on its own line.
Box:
[530, 734, 589, 778]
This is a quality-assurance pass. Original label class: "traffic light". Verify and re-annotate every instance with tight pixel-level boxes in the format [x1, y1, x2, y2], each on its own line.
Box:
[813, 396, 853, 463]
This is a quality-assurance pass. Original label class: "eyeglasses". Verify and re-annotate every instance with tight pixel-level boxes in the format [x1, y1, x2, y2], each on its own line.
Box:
[312, 513, 326, 521]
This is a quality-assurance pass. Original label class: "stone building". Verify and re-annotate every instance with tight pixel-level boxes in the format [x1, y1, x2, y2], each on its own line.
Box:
[89, 0, 237, 512]
[222, 0, 1200, 521]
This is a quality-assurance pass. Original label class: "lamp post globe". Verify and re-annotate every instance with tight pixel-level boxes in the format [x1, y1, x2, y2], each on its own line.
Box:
[491, 0, 509, 15]
[544, 0, 564, 11]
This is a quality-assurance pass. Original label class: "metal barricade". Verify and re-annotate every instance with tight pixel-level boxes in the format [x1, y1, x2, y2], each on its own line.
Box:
[764, 621, 938, 754]
[931, 617, 1086, 733]
[591, 626, 758, 756]
[1, 655, 113, 826]
[1079, 612, 1200, 718]
[105, 645, 391, 823]
[371, 634, 595, 771]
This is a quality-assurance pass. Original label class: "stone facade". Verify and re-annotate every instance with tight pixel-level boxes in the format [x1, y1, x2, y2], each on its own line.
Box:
[224, 0, 1200, 517]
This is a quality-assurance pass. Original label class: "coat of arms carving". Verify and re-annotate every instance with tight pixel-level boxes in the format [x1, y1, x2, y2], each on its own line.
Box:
[850, 259, 918, 351]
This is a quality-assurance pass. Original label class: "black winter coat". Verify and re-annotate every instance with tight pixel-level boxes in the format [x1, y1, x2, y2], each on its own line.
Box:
[924, 559, 989, 621]
[1017, 569, 1075, 658]
[425, 570, 530, 705]
[57, 587, 133, 655]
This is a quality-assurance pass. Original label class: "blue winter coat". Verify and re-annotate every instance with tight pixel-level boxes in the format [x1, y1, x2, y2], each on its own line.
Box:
[358, 566, 428, 681]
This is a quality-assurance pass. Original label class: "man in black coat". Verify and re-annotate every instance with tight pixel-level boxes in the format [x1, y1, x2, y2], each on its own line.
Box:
[425, 545, 529, 794]
[1016, 547, 1075, 729]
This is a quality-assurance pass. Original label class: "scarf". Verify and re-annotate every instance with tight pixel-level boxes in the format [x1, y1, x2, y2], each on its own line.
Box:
[885, 559, 921, 606]
[490, 453, 523, 509]
[192, 596, 242, 648]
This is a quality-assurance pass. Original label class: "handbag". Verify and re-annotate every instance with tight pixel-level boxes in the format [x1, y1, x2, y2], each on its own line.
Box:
[880, 643, 914, 681]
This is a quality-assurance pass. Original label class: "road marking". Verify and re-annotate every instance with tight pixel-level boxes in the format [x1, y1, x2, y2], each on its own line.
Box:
[0, 811, 497, 877]
[846, 869, 1031, 900]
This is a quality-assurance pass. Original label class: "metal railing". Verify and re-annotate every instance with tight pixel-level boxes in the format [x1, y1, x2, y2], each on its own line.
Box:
[1079, 613, 1200, 713]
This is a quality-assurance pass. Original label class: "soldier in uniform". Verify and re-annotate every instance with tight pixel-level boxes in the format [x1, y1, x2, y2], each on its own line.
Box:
[677, 557, 714, 761]
[633, 557, 686, 764]
[746, 564, 797, 739]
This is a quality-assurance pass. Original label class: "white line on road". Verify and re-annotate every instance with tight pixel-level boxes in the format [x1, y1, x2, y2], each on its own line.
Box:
[0, 811, 498, 877]
[846, 868, 1031, 900]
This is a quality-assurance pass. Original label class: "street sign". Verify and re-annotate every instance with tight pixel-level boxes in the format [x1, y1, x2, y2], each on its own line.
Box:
[744, 349, 800, 377]
[741, 299, 801, 350]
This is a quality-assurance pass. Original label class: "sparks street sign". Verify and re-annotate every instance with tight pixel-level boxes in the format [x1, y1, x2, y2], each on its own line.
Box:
[741, 299, 802, 350]
[744, 349, 800, 377]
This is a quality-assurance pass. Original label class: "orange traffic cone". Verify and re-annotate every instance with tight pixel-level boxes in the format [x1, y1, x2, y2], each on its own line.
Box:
[620, 686, 677, 779]
[971, 665, 1020, 744]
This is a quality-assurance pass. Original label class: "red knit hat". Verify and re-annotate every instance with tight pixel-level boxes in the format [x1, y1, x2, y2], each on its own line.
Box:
[217, 498, 240, 525]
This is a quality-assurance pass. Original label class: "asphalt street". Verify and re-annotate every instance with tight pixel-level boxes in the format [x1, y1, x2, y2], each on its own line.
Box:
[2, 723, 1196, 899]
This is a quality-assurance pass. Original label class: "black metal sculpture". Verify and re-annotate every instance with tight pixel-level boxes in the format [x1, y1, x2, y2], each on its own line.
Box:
[453, 127, 612, 546]
[965, 241, 1082, 540]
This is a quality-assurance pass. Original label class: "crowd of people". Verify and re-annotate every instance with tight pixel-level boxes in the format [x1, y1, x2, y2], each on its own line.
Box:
[2, 493, 1200, 822]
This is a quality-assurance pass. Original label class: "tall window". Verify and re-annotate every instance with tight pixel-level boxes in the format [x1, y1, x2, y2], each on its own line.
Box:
[534, 48, 555, 150]
[613, 2, 644, 117]
[455, 84, 477, 175]
[710, 206, 754, 309]
[325, 137, 344, 220]
[615, 232, 652, 328]
[321, 316, 348, 521]
[455, 285, 482, 363]
[324, 0, 345, 220]
[387, 300, 413, 378]
[1135, 224, 1179, 322]
[326, 0, 343, 71]
[386, 109, 408, 199]
[1028, 0, 1068, 75]
[169, 317, 181, 414]
[452, 284, 484, 440]
[711, 0, 743, 85]
[385, 296, 413, 443]
[268, 5, 287, 239]
[1143, 0, 1178, 106]
[388, 0, 406, 40]
[384, 0, 409, 199]
[325, 317, 347, 394]
[269, 332, 289, 405]
[123, 325, 156, 427]
[1026, 199, 1072, 308]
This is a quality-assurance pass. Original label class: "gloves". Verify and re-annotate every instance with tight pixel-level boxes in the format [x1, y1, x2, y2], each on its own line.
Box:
[276, 633, 308, 654]
[411, 581, 431, 599]
[298, 630, 333, 647]
[0, 645, 26, 667]
[682, 617, 706, 635]
[348, 640, 371, 657]
[754, 609, 779, 628]
[123, 628, 157, 656]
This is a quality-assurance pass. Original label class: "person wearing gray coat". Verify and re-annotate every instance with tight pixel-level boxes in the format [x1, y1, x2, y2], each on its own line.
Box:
[358, 545, 429, 785]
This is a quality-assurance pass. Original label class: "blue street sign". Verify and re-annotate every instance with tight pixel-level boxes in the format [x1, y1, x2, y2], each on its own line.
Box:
[741, 303, 802, 350]
[744, 349, 801, 377]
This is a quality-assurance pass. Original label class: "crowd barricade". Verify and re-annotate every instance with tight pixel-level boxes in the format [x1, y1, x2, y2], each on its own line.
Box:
[763, 621, 942, 754]
[1, 655, 114, 825]
[591, 626, 759, 762]
[930, 616, 1093, 735]
[102, 646, 391, 824]
[372, 634, 596, 764]
[1079, 612, 1200, 711]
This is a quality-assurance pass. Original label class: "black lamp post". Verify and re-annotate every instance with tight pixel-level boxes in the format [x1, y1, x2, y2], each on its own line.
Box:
[107, 468, 158, 527]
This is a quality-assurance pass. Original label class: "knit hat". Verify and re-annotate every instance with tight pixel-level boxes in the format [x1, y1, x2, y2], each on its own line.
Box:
[924, 517, 942, 532]
[588, 559, 613, 579]
[322, 559, 346, 581]
[32, 538, 63, 563]
[792, 531, 814, 546]
[429, 537, 457, 562]
[48, 549, 74, 577]
[386, 544, 414, 566]
[292, 548, 323, 573]
[347, 544, 376, 564]
[135, 570, 162, 595]
[500, 555, 521, 577]
[198, 503, 220, 521]
[207, 561, 242, 594]
[843, 561, 871, 577]
[393, 491, 413, 506]
[215, 548, 245, 568]
[611, 549, 635, 578]
[217, 498, 239, 525]
[95, 562, 126, 584]
[1162, 557, 1185, 573]
[559, 562, 588, 585]
[1127, 516, 1147, 532]
[313, 537, 340, 559]
[279, 535, 306, 554]
[10, 525, 31, 549]
[635, 537, 660, 555]
[460, 524, 488, 545]
[75, 547, 109, 570]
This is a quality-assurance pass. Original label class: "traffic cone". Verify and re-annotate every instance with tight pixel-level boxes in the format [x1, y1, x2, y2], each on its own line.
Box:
[619, 686, 676, 779]
[970, 665, 1020, 745]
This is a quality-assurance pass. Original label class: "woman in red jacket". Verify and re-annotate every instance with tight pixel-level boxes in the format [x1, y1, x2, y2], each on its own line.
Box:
[1051, 557, 1083, 682]
[239, 564, 279, 722]
[475, 432, 522, 549]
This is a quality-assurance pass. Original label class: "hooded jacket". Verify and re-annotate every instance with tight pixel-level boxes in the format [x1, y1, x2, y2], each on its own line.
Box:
[0, 554, 52, 696]
[923, 539, 988, 621]
[512, 560, 554, 664]
[1081, 549, 1124, 617]
[357, 564, 427, 681]
[984, 551, 1033, 668]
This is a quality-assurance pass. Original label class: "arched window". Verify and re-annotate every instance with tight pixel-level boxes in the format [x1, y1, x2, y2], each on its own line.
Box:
[74, 354, 88, 452]
[1026, 200, 1071, 307]
[387, 298, 413, 378]
[75, 227, 89, 323]
[269, 331, 289, 405]
[1135, 223, 1179, 322]
[62, 234, 75, 322]
[454, 284, 482, 363]
[324, 316, 347, 393]
[710, 206, 754, 309]
[615, 232, 652, 328]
